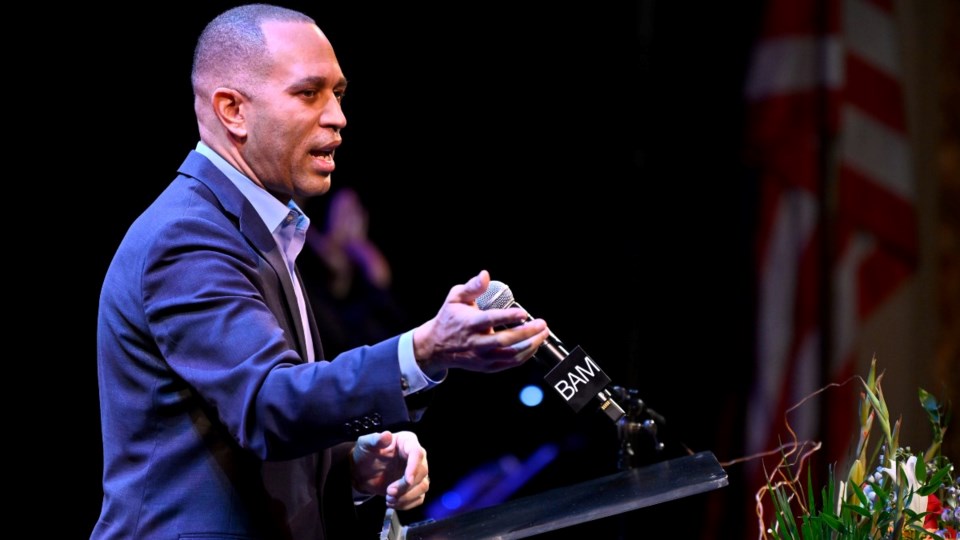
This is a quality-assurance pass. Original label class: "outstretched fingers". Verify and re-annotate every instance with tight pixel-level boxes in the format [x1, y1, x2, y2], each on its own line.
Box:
[445, 270, 490, 304]
[460, 306, 531, 333]
[472, 319, 550, 367]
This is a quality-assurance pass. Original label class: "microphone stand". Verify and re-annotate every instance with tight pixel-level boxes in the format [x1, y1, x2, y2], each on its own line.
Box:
[610, 385, 667, 540]
[610, 386, 666, 472]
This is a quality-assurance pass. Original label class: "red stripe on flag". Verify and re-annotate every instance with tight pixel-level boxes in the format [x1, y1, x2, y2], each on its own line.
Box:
[856, 248, 914, 318]
[823, 352, 859, 465]
[746, 91, 836, 192]
[837, 164, 918, 260]
[843, 54, 907, 132]
[755, 0, 840, 37]
[754, 178, 784, 267]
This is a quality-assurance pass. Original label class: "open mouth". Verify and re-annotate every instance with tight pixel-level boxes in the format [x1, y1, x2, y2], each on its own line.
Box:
[309, 149, 334, 161]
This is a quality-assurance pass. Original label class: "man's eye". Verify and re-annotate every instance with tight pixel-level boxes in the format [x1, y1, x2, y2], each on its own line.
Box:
[301, 90, 317, 98]
[335, 92, 345, 103]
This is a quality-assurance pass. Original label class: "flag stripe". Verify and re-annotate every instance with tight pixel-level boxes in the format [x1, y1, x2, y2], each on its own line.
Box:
[844, 53, 907, 132]
[840, 105, 915, 200]
[745, 37, 843, 100]
[838, 163, 919, 258]
[844, 0, 902, 77]
[856, 247, 915, 317]
[756, 0, 840, 37]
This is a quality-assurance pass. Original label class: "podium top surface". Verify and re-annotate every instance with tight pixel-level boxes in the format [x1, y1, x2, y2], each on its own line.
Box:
[399, 450, 728, 540]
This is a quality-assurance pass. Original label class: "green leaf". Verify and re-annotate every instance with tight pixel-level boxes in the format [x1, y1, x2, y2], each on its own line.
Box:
[915, 450, 927, 483]
[861, 380, 883, 413]
[861, 381, 893, 446]
[820, 511, 843, 531]
[902, 507, 927, 524]
[767, 484, 802, 540]
[876, 508, 893, 528]
[824, 468, 836, 516]
[876, 379, 890, 419]
[773, 510, 795, 539]
[869, 480, 889, 504]
[918, 387, 941, 425]
[891, 416, 901, 456]
[908, 523, 945, 539]
[775, 488, 802, 539]
[841, 502, 872, 518]
[850, 481, 869, 506]
[919, 466, 952, 496]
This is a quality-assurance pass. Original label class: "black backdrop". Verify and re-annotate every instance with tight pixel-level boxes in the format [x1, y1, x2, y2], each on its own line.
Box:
[64, 1, 764, 537]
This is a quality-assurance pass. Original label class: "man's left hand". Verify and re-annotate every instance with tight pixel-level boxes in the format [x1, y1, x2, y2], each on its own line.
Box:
[351, 431, 430, 510]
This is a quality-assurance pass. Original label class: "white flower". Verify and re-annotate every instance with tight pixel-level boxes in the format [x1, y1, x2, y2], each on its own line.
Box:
[881, 455, 928, 515]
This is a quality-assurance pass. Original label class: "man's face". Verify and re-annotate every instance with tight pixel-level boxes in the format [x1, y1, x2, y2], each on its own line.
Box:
[242, 21, 347, 199]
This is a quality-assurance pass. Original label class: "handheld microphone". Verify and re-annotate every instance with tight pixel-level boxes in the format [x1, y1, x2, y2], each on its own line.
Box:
[476, 280, 626, 423]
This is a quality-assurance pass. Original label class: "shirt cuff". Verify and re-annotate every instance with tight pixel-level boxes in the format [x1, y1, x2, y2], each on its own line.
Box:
[398, 329, 446, 395]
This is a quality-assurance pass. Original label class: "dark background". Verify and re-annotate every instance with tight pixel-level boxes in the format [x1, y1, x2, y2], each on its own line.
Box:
[64, 1, 766, 537]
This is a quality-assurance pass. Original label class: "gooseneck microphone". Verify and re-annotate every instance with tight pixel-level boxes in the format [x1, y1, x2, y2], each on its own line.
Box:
[476, 280, 626, 423]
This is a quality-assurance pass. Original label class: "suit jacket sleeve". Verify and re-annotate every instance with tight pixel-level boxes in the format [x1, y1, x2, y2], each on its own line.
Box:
[141, 195, 413, 460]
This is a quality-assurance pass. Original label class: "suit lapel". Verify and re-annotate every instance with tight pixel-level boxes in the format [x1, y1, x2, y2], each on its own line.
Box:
[244, 204, 312, 361]
[177, 151, 312, 360]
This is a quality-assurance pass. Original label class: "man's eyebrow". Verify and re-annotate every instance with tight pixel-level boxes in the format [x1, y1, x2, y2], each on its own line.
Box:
[288, 76, 349, 90]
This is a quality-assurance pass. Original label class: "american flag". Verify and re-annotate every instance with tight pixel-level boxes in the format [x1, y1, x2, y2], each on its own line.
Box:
[743, 0, 918, 526]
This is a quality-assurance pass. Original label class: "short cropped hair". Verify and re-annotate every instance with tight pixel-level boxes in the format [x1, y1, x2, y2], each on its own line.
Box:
[191, 3, 315, 98]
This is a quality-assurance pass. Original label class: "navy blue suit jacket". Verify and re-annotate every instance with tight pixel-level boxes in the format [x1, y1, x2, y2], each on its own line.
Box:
[93, 151, 416, 539]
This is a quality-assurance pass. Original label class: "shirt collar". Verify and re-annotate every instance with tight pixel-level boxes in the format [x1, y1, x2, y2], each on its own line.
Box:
[195, 141, 302, 232]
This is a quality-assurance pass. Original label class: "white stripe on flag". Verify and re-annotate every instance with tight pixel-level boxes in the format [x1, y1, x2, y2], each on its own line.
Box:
[841, 105, 915, 200]
[844, 0, 902, 77]
[744, 36, 844, 100]
[748, 186, 819, 453]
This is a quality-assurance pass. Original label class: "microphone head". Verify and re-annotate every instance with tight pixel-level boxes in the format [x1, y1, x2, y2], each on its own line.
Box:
[476, 280, 515, 310]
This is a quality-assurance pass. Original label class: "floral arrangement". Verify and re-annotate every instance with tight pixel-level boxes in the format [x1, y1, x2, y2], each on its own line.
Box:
[760, 357, 958, 539]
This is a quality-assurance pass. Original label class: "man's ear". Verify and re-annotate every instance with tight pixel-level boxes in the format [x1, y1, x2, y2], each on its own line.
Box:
[211, 87, 248, 139]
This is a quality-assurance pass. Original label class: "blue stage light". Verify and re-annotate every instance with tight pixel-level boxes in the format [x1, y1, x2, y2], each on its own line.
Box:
[440, 491, 463, 511]
[519, 385, 543, 407]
